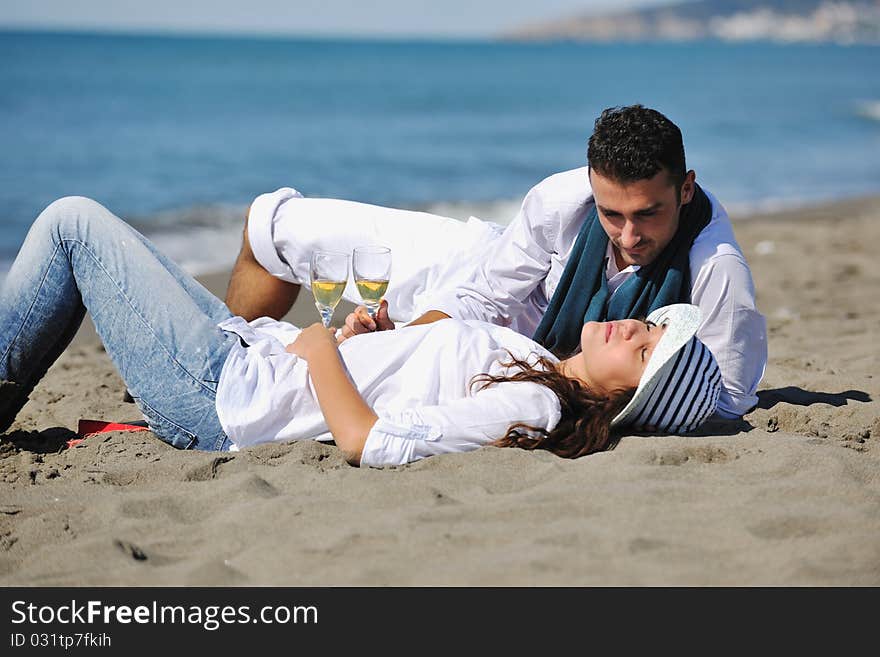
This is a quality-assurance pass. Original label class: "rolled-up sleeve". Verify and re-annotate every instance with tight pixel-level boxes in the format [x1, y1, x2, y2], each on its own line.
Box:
[360, 382, 561, 467]
[691, 253, 767, 418]
[247, 187, 304, 282]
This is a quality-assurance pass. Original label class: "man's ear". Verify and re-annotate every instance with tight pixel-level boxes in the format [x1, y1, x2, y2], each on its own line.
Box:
[680, 170, 696, 204]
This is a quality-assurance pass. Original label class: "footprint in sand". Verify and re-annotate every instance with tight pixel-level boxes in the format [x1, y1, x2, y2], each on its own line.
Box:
[245, 441, 300, 466]
[645, 445, 734, 466]
[747, 516, 826, 540]
[232, 473, 280, 499]
[119, 495, 204, 524]
[112, 538, 175, 566]
[294, 442, 347, 471]
[183, 456, 235, 482]
[629, 537, 668, 553]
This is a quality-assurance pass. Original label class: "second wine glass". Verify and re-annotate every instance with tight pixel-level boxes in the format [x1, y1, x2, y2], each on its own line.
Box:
[310, 250, 350, 328]
[352, 246, 391, 319]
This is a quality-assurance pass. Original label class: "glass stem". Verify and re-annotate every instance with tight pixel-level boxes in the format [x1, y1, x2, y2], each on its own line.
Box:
[318, 305, 334, 328]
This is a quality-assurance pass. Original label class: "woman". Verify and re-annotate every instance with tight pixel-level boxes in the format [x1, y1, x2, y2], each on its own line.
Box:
[0, 197, 722, 467]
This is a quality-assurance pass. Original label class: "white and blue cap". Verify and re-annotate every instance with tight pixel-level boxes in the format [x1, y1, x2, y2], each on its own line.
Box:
[610, 304, 722, 434]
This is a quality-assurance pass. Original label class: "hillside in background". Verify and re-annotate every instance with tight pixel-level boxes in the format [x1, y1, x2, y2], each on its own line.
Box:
[504, 0, 880, 43]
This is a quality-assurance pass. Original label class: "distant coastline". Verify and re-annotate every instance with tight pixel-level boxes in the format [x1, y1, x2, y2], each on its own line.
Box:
[3, 18, 880, 46]
[503, 0, 880, 45]
[0, 26, 498, 45]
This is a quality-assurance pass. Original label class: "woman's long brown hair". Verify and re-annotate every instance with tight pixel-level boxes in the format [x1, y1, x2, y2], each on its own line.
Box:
[471, 353, 635, 459]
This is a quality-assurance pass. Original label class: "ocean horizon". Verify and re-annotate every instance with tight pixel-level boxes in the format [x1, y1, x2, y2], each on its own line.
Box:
[1, 29, 878, 276]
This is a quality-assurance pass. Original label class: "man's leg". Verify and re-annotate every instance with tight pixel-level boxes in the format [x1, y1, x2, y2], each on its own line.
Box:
[0, 197, 236, 450]
[238, 192, 506, 323]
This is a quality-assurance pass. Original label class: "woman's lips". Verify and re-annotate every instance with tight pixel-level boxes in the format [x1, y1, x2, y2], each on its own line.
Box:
[605, 322, 613, 343]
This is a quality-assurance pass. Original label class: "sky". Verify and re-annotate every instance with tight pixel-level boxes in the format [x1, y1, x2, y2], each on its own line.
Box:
[0, 0, 679, 38]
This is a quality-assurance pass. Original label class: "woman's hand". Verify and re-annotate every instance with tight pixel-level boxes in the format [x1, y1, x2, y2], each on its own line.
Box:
[286, 322, 377, 466]
[286, 323, 339, 360]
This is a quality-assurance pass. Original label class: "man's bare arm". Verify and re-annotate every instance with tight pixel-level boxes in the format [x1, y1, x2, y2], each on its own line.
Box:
[405, 310, 451, 327]
[225, 209, 300, 321]
[338, 304, 450, 342]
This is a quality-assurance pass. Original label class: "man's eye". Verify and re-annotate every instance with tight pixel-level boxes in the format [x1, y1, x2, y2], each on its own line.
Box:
[641, 346, 648, 362]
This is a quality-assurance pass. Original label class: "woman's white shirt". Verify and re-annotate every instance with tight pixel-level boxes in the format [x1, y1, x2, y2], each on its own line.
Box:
[214, 317, 561, 467]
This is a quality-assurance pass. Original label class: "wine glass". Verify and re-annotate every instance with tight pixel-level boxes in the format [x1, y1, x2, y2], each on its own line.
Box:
[309, 250, 350, 328]
[352, 246, 391, 319]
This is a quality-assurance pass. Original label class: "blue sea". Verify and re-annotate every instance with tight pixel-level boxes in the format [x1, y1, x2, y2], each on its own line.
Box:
[1, 30, 879, 275]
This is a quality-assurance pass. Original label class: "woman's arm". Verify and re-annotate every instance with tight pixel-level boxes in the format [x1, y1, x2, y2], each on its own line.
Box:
[360, 381, 561, 467]
[287, 324, 377, 465]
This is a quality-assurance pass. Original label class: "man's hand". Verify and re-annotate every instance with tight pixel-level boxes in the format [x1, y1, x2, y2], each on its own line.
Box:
[339, 299, 394, 342]
[286, 323, 340, 360]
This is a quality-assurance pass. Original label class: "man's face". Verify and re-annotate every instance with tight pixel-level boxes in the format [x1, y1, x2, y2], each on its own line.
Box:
[589, 167, 695, 268]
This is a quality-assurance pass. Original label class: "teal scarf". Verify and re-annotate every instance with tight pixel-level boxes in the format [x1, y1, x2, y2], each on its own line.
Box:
[533, 184, 712, 356]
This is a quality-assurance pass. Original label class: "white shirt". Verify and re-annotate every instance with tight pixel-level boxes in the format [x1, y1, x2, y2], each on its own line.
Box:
[415, 167, 767, 418]
[214, 317, 561, 468]
[605, 240, 638, 295]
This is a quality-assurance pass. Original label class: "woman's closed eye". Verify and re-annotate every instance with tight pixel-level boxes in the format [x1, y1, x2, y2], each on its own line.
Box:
[641, 320, 658, 362]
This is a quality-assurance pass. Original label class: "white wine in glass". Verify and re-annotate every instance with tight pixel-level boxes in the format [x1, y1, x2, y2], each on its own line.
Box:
[310, 250, 350, 328]
[353, 246, 391, 319]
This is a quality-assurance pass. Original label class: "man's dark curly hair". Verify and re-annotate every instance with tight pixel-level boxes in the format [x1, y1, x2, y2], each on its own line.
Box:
[587, 105, 687, 190]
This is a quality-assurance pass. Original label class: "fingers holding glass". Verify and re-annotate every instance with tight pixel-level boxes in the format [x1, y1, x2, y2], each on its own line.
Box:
[353, 246, 391, 319]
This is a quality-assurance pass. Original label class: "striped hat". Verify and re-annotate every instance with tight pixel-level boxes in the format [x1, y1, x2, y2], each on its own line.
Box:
[610, 304, 722, 434]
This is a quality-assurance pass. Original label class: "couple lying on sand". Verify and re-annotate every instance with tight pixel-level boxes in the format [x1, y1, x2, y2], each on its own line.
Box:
[0, 105, 766, 467]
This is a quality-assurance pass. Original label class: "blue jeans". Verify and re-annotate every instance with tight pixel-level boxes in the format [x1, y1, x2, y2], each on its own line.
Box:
[0, 196, 238, 450]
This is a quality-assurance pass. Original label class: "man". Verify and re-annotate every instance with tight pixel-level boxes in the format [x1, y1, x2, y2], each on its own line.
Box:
[225, 105, 766, 419]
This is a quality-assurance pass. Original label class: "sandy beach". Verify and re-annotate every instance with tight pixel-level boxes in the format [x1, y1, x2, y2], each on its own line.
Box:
[1, 196, 879, 586]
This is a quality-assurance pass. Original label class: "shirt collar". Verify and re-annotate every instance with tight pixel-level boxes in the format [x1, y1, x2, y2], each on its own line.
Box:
[604, 240, 640, 280]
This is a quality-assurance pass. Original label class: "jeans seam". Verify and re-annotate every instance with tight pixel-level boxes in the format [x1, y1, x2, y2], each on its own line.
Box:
[212, 432, 229, 451]
[0, 241, 67, 373]
[60, 237, 218, 393]
[137, 395, 199, 450]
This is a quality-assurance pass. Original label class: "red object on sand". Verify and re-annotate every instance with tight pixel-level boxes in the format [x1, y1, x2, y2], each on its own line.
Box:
[67, 419, 150, 448]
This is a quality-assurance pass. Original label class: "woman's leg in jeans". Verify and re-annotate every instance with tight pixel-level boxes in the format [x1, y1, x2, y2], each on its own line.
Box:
[0, 196, 236, 449]
[119, 217, 233, 326]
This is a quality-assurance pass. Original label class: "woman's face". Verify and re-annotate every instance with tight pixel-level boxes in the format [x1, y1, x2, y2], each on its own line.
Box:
[576, 319, 666, 395]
